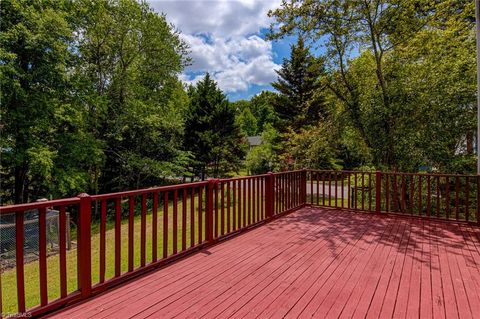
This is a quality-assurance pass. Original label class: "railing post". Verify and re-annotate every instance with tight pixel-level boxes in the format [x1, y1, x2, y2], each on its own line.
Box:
[477, 175, 480, 225]
[266, 172, 275, 218]
[206, 179, 216, 242]
[302, 169, 308, 205]
[375, 171, 382, 213]
[77, 193, 92, 298]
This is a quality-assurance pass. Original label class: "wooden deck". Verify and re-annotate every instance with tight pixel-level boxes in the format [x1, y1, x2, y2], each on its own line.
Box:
[46, 207, 480, 318]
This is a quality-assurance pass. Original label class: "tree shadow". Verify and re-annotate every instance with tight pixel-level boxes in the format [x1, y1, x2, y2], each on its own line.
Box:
[262, 207, 480, 272]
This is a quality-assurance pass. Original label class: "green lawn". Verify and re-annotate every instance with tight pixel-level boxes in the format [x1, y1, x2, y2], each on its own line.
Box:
[1, 192, 268, 313]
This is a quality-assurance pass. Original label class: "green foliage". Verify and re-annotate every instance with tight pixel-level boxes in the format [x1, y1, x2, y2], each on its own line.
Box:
[282, 123, 341, 170]
[236, 107, 257, 136]
[232, 91, 278, 136]
[0, 0, 190, 203]
[245, 124, 281, 174]
[269, 0, 476, 173]
[184, 74, 246, 178]
[271, 36, 325, 132]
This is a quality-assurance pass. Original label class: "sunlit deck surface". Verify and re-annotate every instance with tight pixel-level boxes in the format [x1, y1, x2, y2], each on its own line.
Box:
[47, 207, 480, 319]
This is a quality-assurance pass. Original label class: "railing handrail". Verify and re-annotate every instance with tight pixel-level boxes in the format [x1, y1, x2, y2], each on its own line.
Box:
[0, 197, 80, 214]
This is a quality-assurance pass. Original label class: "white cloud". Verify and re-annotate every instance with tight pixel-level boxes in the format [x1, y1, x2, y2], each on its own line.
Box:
[149, 0, 282, 94]
[151, 0, 280, 37]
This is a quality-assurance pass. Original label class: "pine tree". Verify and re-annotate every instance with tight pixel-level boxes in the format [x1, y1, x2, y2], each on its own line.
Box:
[272, 36, 325, 132]
[184, 74, 245, 179]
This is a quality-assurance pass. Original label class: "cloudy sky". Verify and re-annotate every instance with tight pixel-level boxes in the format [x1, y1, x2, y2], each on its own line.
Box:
[148, 0, 295, 100]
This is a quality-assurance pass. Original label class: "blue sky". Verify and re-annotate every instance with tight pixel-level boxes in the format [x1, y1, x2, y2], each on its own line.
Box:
[148, 0, 296, 101]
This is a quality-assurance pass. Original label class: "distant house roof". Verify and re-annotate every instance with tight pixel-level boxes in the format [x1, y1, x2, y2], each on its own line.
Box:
[247, 136, 262, 146]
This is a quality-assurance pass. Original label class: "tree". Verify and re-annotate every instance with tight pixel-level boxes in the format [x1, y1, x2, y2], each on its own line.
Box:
[249, 91, 278, 133]
[269, 0, 476, 173]
[0, 0, 101, 203]
[271, 36, 325, 131]
[74, 0, 191, 192]
[232, 91, 278, 137]
[245, 124, 281, 174]
[282, 122, 341, 170]
[184, 74, 246, 179]
[0, 0, 193, 203]
[236, 107, 257, 136]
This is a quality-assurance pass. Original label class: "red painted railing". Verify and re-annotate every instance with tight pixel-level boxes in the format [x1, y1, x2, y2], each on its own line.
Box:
[308, 170, 480, 223]
[0, 171, 305, 317]
[2, 169, 479, 317]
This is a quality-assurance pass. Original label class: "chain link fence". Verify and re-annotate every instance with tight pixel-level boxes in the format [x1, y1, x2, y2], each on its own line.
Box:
[0, 209, 72, 272]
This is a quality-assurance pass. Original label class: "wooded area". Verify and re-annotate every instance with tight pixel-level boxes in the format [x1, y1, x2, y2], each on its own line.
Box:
[0, 0, 477, 204]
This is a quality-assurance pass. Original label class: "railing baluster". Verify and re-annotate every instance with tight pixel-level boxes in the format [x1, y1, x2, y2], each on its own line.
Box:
[256, 178, 260, 221]
[409, 175, 414, 215]
[361, 172, 365, 210]
[369, 172, 372, 212]
[227, 181, 231, 233]
[465, 176, 470, 222]
[59, 206, 67, 297]
[418, 175, 422, 216]
[248, 178, 252, 225]
[354, 172, 357, 210]
[182, 188, 187, 251]
[477, 175, 480, 225]
[261, 177, 265, 218]
[16, 211, 25, 313]
[385, 174, 390, 212]
[100, 200, 107, 282]
[347, 173, 351, 209]
[173, 190, 178, 254]
[427, 175, 431, 218]
[310, 171, 313, 205]
[141, 194, 147, 266]
[341, 172, 344, 208]
[335, 172, 338, 208]
[375, 171, 381, 213]
[323, 172, 326, 206]
[115, 197, 121, 277]
[38, 206, 48, 306]
[237, 180, 241, 226]
[190, 188, 195, 248]
[128, 196, 135, 271]
[445, 176, 450, 219]
[198, 187, 203, 244]
[393, 174, 398, 212]
[243, 179, 247, 226]
[233, 181, 237, 230]
[163, 192, 169, 258]
[436, 176, 440, 218]
[328, 172, 332, 207]
[455, 176, 460, 220]
[221, 182, 225, 235]
[214, 182, 218, 238]
[152, 192, 158, 262]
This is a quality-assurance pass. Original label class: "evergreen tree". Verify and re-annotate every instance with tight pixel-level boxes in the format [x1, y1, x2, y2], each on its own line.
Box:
[184, 74, 245, 179]
[272, 36, 325, 132]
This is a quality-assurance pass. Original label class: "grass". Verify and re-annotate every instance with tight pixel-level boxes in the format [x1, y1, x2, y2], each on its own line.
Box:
[1, 191, 269, 314]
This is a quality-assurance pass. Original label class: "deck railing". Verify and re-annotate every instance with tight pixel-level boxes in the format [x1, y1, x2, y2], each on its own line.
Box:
[308, 170, 480, 223]
[1, 169, 479, 317]
[0, 171, 305, 317]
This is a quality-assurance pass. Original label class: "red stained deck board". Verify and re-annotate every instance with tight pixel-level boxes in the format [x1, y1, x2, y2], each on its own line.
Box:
[46, 207, 480, 319]
[142, 212, 344, 319]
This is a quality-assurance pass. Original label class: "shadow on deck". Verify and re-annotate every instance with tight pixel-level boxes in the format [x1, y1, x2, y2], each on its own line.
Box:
[46, 207, 480, 318]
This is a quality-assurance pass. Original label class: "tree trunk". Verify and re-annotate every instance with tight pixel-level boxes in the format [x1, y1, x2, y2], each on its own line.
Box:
[14, 165, 27, 204]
